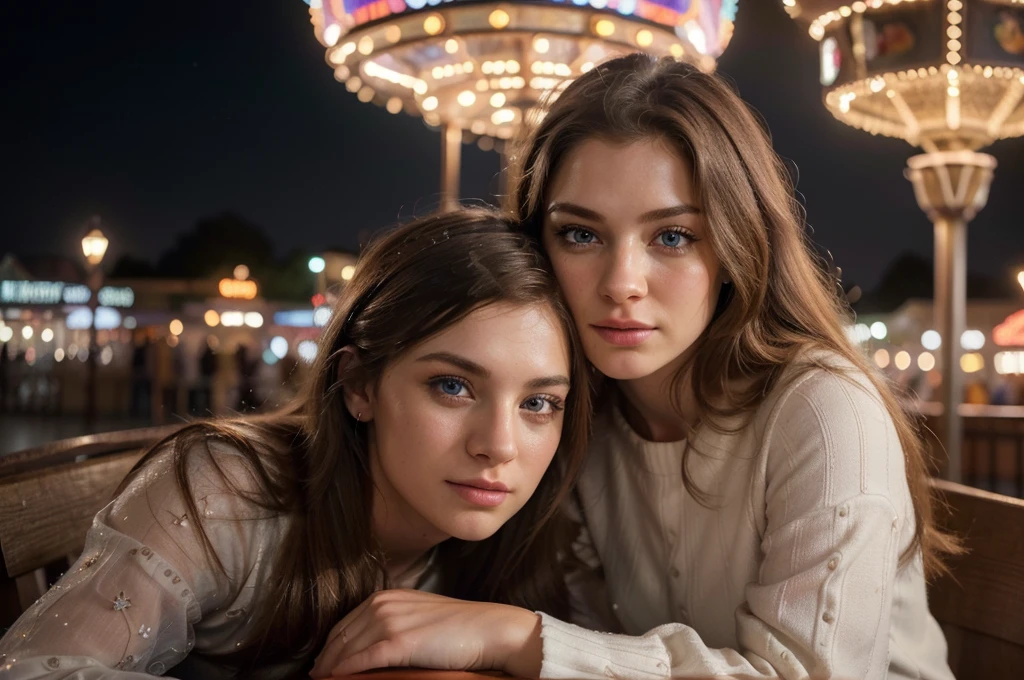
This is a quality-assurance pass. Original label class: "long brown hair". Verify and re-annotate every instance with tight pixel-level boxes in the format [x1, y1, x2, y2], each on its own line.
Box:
[508, 53, 958, 579]
[122, 208, 590, 673]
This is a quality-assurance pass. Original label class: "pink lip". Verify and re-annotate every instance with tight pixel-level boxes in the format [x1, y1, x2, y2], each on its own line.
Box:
[591, 321, 656, 347]
[446, 481, 510, 507]
[594, 318, 654, 330]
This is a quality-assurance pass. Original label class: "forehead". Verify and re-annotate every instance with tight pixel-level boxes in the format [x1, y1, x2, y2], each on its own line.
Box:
[407, 302, 570, 375]
[547, 138, 697, 218]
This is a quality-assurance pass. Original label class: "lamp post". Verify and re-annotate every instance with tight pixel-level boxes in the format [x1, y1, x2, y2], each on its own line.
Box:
[81, 218, 109, 430]
[781, 0, 1024, 482]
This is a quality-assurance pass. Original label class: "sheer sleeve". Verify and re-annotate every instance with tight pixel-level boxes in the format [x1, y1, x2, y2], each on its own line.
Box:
[0, 443, 283, 678]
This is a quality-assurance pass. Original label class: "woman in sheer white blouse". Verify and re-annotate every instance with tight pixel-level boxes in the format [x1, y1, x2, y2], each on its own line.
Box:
[0, 209, 592, 678]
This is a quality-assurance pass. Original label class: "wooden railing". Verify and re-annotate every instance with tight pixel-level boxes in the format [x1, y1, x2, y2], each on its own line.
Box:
[917, 403, 1024, 498]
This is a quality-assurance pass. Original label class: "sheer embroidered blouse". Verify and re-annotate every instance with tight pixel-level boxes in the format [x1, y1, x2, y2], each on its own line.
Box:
[0, 443, 432, 679]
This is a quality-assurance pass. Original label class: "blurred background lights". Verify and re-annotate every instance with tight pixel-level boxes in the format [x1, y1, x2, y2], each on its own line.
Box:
[917, 352, 936, 372]
[960, 329, 985, 351]
[869, 321, 887, 340]
[894, 351, 912, 371]
[308, 256, 326, 273]
[921, 330, 942, 351]
[960, 353, 984, 373]
[298, 339, 319, 363]
[270, 336, 289, 360]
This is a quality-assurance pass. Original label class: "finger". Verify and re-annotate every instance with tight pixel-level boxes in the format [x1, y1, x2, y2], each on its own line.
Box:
[312, 593, 393, 678]
[329, 639, 409, 677]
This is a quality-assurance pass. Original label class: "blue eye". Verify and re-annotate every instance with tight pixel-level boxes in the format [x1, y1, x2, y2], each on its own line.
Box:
[522, 397, 547, 413]
[438, 378, 466, 396]
[657, 231, 687, 248]
[564, 227, 597, 245]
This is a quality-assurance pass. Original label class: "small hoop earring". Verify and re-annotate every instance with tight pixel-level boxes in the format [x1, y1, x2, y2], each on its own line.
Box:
[356, 412, 362, 422]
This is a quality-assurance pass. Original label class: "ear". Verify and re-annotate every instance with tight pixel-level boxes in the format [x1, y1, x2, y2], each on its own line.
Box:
[337, 345, 374, 423]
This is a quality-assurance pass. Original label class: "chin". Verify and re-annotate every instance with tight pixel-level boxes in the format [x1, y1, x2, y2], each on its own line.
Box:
[443, 516, 507, 543]
[591, 354, 666, 381]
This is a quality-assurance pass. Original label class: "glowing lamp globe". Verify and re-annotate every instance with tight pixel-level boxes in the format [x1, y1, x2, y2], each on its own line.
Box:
[303, 0, 739, 140]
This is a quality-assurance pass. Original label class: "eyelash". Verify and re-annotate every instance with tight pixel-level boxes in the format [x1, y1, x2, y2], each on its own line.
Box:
[553, 225, 698, 251]
[427, 376, 565, 419]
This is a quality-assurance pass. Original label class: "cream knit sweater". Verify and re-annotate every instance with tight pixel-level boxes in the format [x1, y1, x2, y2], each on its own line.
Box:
[539, 356, 954, 680]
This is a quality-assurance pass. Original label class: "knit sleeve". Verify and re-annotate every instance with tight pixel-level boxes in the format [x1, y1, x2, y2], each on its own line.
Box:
[539, 368, 912, 680]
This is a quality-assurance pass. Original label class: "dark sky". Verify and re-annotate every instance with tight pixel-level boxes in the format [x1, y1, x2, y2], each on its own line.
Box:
[3, 0, 1023, 290]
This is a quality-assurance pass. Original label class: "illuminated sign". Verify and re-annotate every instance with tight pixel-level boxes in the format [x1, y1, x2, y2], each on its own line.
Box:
[218, 278, 259, 300]
[0, 280, 135, 308]
[994, 310, 1024, 347]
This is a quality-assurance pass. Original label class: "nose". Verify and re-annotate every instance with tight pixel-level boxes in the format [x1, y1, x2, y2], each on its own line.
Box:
[598, 242, 648, 304]
[466, 402, 518, 465]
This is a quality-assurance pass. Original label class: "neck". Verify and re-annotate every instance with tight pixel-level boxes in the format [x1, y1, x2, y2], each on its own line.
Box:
[617, 358, 695, 442]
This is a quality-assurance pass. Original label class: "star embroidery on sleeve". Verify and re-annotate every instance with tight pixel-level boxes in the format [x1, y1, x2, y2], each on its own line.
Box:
[113, 591, 132, 612]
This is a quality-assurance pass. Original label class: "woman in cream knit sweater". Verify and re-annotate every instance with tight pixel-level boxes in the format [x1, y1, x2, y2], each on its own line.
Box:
[311, 55, 959, 680]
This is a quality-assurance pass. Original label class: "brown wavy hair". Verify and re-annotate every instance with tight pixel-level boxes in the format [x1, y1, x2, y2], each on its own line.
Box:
[507, 53, 958, 579]
[121, 208, 591, 673]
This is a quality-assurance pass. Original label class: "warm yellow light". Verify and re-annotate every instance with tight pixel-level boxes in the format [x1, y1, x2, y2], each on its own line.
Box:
[490, 92, 506, 107]
[422, 96, 439, 111]
[169, 319, 184, 337]
[345, 76, 362, 93]
[386, 97, 403, 114]
[21, 326, 33, 340]
[894, 351, 911, 371]
[961, 353, 984, 373]
[341, 265, 356, 281]
[488, 10, 510, 30]
[358, 36, 374, 55]
[533, 37, 549, 54]
[918, 352, 936, 371]
[423, 15, 444, 36]
[81, 228, 109, 266]
[457, 90, 476, 107]
[669, 44, 684, 59]
[219, 278, 258, 300]
[385, 25, 401, 43]
[357, 86, 375, 103]
[492, 108, 515, 125]
[41, 328, 54, 343]
[204, 310, 220, 327]
[594, 19, 615, 38]
[445, 38, 459, 54]
[874, 349, 890, 369]
[233, 264, 249, 280]
[635, 30, 654, 48]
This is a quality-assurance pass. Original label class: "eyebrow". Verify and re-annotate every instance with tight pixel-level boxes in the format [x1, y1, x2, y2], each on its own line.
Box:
[546, 202, 701, 224]
[416, 351, 570, 389]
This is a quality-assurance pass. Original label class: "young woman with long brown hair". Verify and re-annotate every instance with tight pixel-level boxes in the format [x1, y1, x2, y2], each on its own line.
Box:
[310, 55, 958, 680]
[0, 208, 591, 679]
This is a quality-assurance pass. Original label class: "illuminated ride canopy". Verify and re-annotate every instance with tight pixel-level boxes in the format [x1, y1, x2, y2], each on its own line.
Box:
[302, 0, 739, 139]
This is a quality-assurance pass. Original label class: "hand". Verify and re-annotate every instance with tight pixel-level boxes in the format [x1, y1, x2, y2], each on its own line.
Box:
[309, 589, 542, 679]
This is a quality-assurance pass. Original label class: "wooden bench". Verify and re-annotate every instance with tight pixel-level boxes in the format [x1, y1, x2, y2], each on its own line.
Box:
[0, 425, 178, 628]
[929, 479, 1024, 679]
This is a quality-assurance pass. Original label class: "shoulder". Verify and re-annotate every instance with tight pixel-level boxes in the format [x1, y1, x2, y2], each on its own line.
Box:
[759, 349, 891, 435]
[115, 430, 284, 523]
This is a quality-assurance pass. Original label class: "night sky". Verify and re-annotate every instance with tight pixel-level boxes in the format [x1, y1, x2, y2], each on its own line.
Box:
[4, 0, 1024, 290]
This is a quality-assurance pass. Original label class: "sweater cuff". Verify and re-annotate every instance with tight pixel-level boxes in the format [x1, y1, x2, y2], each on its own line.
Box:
[537, 612, 672, 679]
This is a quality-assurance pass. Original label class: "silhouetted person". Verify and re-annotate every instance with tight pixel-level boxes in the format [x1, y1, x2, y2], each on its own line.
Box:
[234, 344, 257, 412]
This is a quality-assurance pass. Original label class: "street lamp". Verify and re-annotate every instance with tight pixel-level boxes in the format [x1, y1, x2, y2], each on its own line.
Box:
[81, 217, 108, 430]
[781, 0, 1024, 483]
